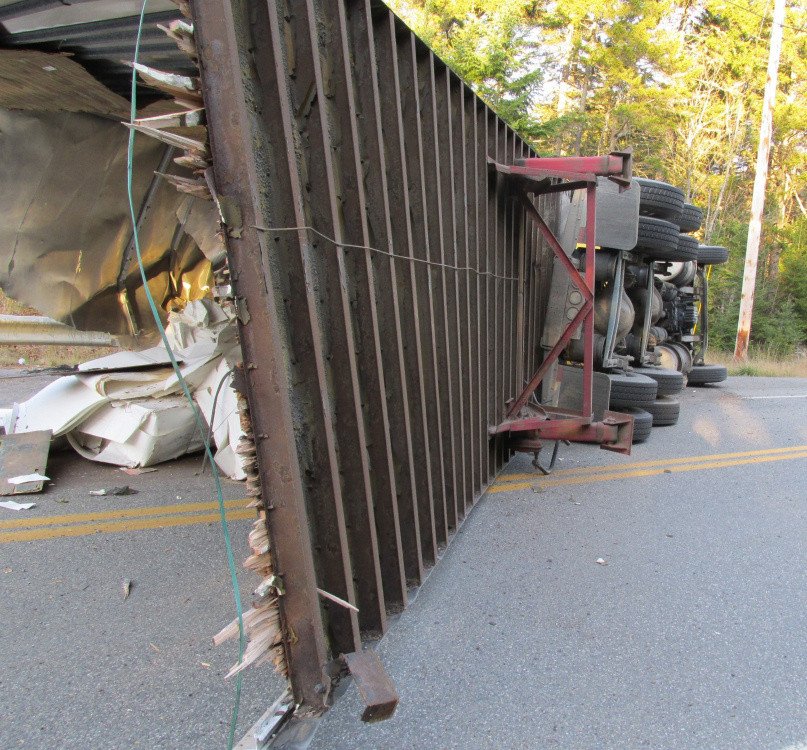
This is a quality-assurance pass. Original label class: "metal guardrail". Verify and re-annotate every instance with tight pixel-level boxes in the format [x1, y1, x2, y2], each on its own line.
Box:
[0, 314, 116, 346]
[192, 0, 557, 711]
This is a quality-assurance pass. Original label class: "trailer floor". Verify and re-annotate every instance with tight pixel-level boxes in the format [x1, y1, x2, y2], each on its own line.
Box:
[310, 376, 807, 750]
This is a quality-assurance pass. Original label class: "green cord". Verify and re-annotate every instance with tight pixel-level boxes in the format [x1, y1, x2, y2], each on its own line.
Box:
[129, 4, 245, 747]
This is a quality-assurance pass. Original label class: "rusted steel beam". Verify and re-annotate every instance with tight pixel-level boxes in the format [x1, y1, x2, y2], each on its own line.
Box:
[432, 57, 461, 534]
[410, 41, 449, 549]
[401, 35, 446, 555]
[465, 90, 483, 497]
[190, 0, 327, 708]
[342, 649, 399, 723]
[507, 410, 633, 453]
[369, 5, 426, 582]
[302, 0, 389, 638]
[386, 11, 438, 569]
[442, 71, 468, 524]
[516, 154, 628, 176]
[261, 0, 360, 656]
[346, 0, 413, 610]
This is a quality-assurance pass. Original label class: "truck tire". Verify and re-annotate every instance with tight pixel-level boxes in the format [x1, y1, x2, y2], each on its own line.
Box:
[687, 364, 728, 385]
[636, 216, 680, 255]
[619, 407, 653, 443]
[644, 396, 680, 426]
[678, 203, 703, 233]
[669, 233, 699, 262]
[607, 371, 658, 408]
[635, 178, 685, 221]
[697, 244, 729, 265]
[631, 366, 685, 396]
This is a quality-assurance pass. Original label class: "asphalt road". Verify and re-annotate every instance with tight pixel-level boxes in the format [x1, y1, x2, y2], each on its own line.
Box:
[4, 371, 807, 749]
[309, 376, 807, 750]
[0, 370, 286, 749]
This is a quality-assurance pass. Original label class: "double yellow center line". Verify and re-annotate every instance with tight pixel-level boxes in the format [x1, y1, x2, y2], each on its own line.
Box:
[489, 444, 807, 493]
[0, 499, 253, 544]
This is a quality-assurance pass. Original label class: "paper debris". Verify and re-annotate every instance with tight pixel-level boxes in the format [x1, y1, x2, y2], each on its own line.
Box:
[6, 301, 248, 480]
[7, 473, 49, 485]
[0, 500, 36, 511]
[595, 558, 609, 566]
[122, 579, 132, 600]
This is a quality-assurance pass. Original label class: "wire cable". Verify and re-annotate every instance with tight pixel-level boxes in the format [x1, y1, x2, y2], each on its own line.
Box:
[253, 223, 521, 282]
[201, 367, 236, 475]
[129, 4, 245, 747]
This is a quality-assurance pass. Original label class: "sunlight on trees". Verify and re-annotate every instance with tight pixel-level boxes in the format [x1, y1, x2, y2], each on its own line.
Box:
[388, 0, 807, 355]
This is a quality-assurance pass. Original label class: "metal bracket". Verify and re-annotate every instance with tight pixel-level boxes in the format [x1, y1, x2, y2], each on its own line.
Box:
[489, 153, 635, 457]
[341, 649, 399, 723]
[233, 688, 295, 750]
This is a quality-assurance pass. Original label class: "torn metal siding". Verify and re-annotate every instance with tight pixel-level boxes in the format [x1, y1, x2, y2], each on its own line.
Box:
[192, 0, 556, 708]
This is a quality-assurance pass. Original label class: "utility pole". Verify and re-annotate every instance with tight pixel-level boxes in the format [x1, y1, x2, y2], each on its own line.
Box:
[734, 0, 786, 361]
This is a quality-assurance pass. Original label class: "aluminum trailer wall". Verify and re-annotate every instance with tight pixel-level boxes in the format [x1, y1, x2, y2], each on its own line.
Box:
[192, 0, 557, 709]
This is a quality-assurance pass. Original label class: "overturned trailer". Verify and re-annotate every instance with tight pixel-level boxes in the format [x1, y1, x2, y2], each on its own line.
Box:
[189, 0, 643, 724]
[1, 0, 687, 741]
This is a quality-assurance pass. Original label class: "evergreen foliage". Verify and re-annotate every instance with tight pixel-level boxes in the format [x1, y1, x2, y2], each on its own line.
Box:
[389, 0, 807, 355]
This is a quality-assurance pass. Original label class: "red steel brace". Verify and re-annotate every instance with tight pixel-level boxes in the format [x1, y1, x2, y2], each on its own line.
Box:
[489, 151, 634, 454]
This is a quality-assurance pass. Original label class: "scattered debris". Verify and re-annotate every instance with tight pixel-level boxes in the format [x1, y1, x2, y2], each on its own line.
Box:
[149, 643, 161, 653]
[0, 500, 36, 511]
[2, 301, 249, 480]
[530, 484, 545, 493]
[568, 496, 581, 505]
[595, 558, 609, 566]
[89, 487, 138, 496]
[0, 430, 51, 496]
[316, 587, 359, 613]
[120, 467, 158, 476]
[122, 579, 132, 600]
[7, 472, 49, 485]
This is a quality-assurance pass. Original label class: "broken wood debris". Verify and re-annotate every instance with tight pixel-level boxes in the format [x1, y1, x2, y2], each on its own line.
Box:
[317, 588, 360, 613]
[136, 18, 289, 684]
[157, 20, 198, 61]
[128, 62, 203, 104]
[155, 172, 211, 199]
[134, 107, 204, 130]
[126, 122, 208, 157]
[169, 0, 192, 20]
[213, 395, 288, 679]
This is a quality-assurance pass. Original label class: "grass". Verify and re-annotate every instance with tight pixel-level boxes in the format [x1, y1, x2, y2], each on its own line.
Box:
[708, 349, 807, 378]
[0, 288, 122, 368]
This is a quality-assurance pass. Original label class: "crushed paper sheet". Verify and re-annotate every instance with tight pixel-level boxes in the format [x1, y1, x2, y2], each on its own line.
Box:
[6, 301, 248, 480]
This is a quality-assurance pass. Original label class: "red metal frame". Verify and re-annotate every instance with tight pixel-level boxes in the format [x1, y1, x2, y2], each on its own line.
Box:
[490, 151, 634, 455]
